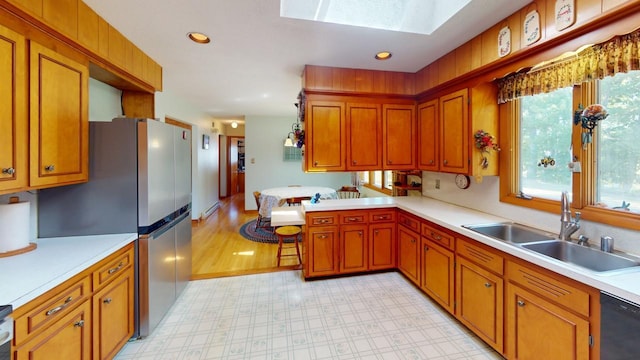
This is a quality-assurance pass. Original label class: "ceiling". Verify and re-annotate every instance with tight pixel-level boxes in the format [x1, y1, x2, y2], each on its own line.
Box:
[83, 0, 530, 123]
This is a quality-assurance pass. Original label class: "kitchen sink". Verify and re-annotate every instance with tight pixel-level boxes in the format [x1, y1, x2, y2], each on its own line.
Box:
[521, 240, 640, 273]
[463, 222, 556, 243]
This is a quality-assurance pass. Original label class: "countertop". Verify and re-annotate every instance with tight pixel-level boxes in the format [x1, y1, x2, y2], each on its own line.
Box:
[0, 233, 137, 309]
[302, 196, 640, 304]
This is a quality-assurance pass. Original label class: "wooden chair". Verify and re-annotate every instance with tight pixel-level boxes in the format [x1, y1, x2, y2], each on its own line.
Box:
[337, 187, 360, 199]
[253, 191, 271, 230]
[274, 225, 302, 266]
[286, 196, 312, 206]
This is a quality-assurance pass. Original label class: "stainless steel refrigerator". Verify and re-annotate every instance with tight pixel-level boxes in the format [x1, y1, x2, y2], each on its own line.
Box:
[38, 118, 192, 338]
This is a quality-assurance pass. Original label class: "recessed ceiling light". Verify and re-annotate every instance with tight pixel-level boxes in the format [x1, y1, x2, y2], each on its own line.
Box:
[375, 51, 392, 60]
[187, 32, 211, 44]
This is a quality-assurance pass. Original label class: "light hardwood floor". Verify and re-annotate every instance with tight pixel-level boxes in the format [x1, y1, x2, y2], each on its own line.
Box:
[191, 193, 301, 280]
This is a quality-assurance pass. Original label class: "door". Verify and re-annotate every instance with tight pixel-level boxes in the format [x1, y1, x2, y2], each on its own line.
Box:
[383, 103, 416, 170]
[340, 224, 368, 273]
[397, 225, 420, 284]
[369, 223, 396, 270]
[306, 226, 339, 277]
[227, 136, 244, 195]
[417, 99, 438, 171]
[306, 100, 346, 171]
[420, 239, 455, 313]
[175, 212, 192, 297]
[440, 89, 469, 173]
[346, 103, 381, 170]
[167, 117, 192, 210]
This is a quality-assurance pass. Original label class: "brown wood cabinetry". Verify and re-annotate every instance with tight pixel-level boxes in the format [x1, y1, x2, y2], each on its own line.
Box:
[420, 238, 454, 313]
[505, 260, 597, 360]
[346, 103, 382, 170]
[397, 211, 421, 285]
[29, 41, 88, 188]
[0, 24, 27, 193]
[12, 243, 134, 360]
[382, 103, 416, 170]
[368, 210, 396, 270]
[305, 224, 340, 277]
[439, 88, 469, 173]
[455, 237, 504, 353]
[304, 100, 346, 172]
[340, 224, 368, 273]
[417, 99, 438, 171]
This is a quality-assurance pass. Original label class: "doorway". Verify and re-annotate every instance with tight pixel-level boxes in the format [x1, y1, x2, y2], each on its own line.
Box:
[227, 136, 245, 196]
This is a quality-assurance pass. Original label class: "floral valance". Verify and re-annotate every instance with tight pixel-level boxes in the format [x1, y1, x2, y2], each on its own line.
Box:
[497, 29, 640, 103]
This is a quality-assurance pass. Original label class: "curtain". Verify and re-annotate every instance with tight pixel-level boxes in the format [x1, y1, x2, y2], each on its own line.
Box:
[497, 29, 640, 103]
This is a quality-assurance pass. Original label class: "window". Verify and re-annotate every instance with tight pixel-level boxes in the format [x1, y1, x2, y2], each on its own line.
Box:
[519, 87, 573, 201]
[597, 71, 640, 213]
[360, 170, 393, 195]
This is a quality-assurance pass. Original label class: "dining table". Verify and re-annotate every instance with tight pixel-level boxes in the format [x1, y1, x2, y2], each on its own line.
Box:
[259, 186, 338, 217]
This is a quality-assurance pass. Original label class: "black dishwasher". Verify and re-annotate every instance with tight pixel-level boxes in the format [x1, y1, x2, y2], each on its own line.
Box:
[601, 292, 640, 360]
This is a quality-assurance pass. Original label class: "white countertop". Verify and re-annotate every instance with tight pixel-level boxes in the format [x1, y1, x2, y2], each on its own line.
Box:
[303, 196, 640, 304]
[0, 233, 137, 309]
[270, 206, 305, 226]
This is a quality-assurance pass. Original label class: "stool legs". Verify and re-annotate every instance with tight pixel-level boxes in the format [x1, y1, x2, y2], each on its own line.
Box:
[276, 232, 301, 266]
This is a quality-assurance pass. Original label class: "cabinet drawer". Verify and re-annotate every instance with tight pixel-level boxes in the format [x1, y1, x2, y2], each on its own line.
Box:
[398, 212, 421, 233]
[422, 222, 454, 250]
[93, 245, 134, 289]
[369, 210, 396, 223]
[507, 261, 590, 317]
[14, 275, 91, 345]
[340, 211, 367, 224]
[307, 213, 338, 226]
[457, 237, 504, 275]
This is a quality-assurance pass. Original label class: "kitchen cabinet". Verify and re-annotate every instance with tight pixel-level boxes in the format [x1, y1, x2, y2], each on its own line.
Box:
[304, 100, 347, 172]
[346, 102, 382, 170]
[340, 224, 368, 273]
[368, 210, 396, 270]
[0, 24, 27, 193]
[417, 99, 438, 171]
[12, 243, 134, 360]
[455, 237, 504, 353]
[305, 224, 340, 277]
[382, 104, 416, 170]
[420, 222, 455, 313]
[421, 83, 498, 176]
[29, 40, 89, 188]
[505, 260, 596, 360]
[397, 211, 421, 285]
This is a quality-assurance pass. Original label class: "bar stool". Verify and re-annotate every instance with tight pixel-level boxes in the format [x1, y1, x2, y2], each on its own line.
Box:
[274, 225, 302, 266]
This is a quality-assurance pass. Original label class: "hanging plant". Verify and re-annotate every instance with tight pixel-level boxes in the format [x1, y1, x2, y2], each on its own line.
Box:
[474, 130, 501, 169]
[294, 129, 304, 148]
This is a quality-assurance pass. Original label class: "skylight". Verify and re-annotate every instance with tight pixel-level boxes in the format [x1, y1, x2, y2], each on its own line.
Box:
[280, 0, 472, 35]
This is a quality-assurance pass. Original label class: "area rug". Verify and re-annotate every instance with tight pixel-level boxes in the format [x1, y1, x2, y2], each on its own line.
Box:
[239, 220, 297, 244]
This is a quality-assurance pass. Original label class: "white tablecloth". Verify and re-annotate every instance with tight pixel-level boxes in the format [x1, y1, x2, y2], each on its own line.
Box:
[259, 186, 337, 217]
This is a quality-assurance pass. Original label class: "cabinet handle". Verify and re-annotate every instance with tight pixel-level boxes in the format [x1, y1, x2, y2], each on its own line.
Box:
[484, 283, 492, 288]
[44, 164, 55, 172]
[314, 161, 318, 166]
[2, 167, 15, 175]
[347, 217, 358, 222]
[388, 160, 393, 164]
[410, 238, 416, 244]
[374, 230, 379, 235]
[424, 245, 429, 252]
[46, 296, 73, 316]
[103, 298, 112, 304]
[74, 320, 85, 328]
[318, 235, 327, 239]
[429, 160, 434, 165]
[358, 231, 363, 236]
[108, 262, 124, 274]
[517, 300, 525, 307]
[375, 215, 388, 220]
[443, 160, 448, 165]
[352, 160, 357, 165]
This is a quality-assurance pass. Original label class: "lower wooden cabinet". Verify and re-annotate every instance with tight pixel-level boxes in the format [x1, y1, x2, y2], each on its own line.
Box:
[340, 224, 368, 273]
[420, 238, 455, 314]
[397, 224, 420, 285]
[305, 225, 340, 277]
[12, 243, 134, 360]
[369, 222, 396, 270]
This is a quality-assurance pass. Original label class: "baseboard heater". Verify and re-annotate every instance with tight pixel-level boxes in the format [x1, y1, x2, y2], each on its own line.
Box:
[200, 202, 220, 220]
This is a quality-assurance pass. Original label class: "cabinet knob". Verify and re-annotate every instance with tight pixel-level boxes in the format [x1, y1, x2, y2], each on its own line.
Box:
[429, 160, 434, 165]
[318, 234, 327, 239]
[358, 231, 363, 236]
[374, 230, 379, 235]
[2, 167, 15, 175]
[74, 320, 85, 328]
[352, 160, 357, 165]
[314, 161, 318, 166]
[103, 298, 112, 304]
[517, 300, 525, 307]
[424, 245, 429, 252]
[410, 238, 416, 244]
[388, 160, 393, 164]
[44, 164, 55, 172]
[443, 160, 448, 165]
[484, 283, 492, 288]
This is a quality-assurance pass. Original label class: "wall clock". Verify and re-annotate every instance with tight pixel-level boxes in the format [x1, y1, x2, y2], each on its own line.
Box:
[455, 174, 471, 189]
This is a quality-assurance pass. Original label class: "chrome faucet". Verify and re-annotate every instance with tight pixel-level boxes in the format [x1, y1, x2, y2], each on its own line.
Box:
[559, 191, 580, 241]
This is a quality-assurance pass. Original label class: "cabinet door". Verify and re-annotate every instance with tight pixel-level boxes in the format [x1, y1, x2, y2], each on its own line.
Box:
[14, 300, 92, 360]
[420, 239, 454, 314]
[369, 222, 396, 270]
[305, 101, 346, 171]
[0, 24, 27, 193]
[397, 225, 420, 285]
[417, 99, 438, 171]
[439, 89, 469, 174]
[340, 224, 368, 273]
[346, 103, 381, 170]
[383, 103, 416, 170]
[306, 226, 339, 277]
[29, 41, 88, 187]
[506, 284, 590, 360]
[92, 270, 134, 360]
[456, 257, 503, 353]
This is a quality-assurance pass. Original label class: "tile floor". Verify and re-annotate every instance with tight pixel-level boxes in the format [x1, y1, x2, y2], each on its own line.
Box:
[115, 271, 503, 360]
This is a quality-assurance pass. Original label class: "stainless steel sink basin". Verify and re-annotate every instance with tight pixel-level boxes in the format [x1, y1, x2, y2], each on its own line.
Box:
[463, 222, 556, 243]
[522, 240, 640, 273]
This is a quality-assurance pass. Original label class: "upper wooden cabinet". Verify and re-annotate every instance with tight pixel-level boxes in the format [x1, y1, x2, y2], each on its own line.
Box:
[417, 99, 438, 171]
[346, 103, 382, 170]
[29, 41, 89, 188]
[440, 89, 470, 174]
[304, 100, 347, 172]
[0, 24, 27, 193]
[382, 103, 416, 170]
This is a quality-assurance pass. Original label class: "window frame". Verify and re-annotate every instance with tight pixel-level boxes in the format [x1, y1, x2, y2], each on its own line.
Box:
[361, 170, 393, 195]
[499, 82, 640, 231]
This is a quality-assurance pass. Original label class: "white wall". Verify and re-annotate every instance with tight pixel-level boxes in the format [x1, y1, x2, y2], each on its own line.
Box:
[244, 115, 351, 210]
[421, 171, 640, 255]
